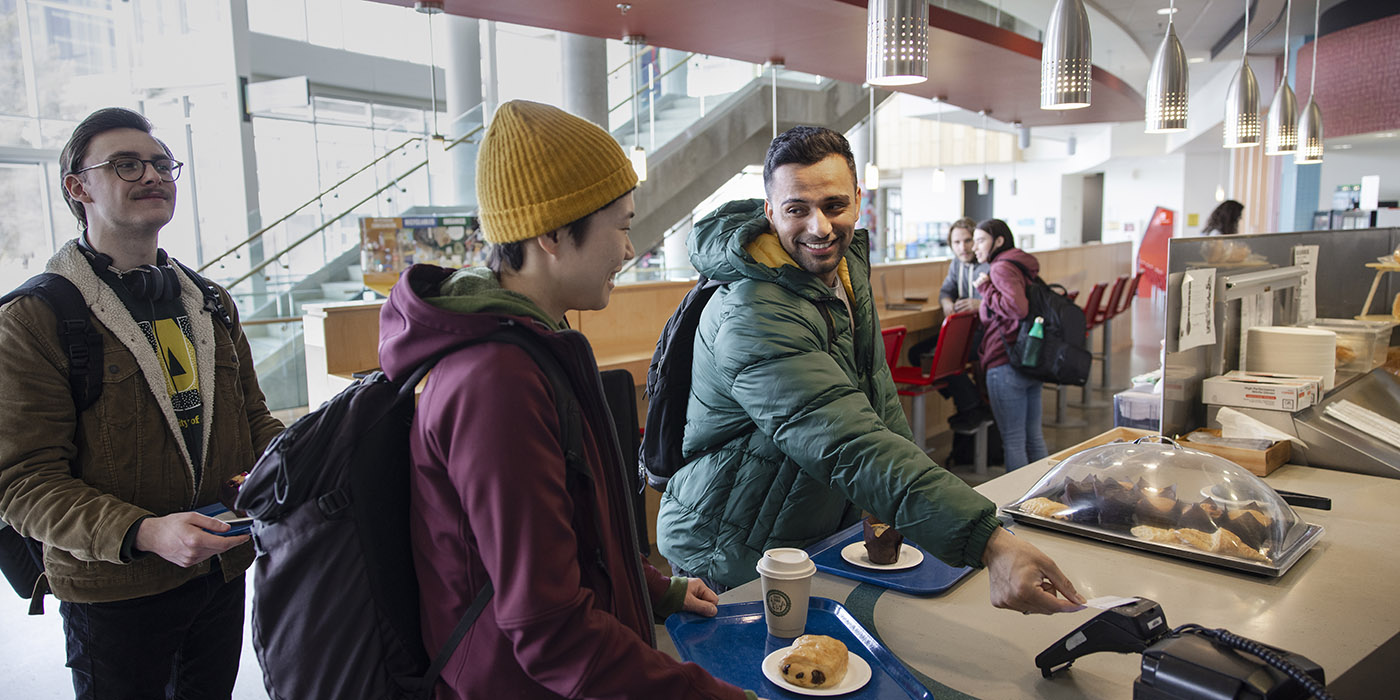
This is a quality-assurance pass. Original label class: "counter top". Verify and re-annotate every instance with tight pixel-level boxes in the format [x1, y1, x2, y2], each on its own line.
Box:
[716, 453, 1400, 698]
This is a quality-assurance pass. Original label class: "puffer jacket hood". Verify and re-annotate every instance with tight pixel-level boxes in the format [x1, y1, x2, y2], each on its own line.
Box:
[687, 199, 856, 302]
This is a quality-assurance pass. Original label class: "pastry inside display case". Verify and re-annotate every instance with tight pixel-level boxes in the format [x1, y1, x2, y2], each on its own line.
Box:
[1004, 437, 1323, 576]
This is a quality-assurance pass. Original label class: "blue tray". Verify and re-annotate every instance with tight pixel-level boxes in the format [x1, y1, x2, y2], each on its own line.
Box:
[805, 523, 974, 596]
[667, 597, 931, 699]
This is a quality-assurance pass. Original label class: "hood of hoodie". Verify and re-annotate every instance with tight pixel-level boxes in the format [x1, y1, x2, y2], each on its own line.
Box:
[378, 265, 562, 382]
[688, 198, 862, 302]
[990, 247, 1040, 278]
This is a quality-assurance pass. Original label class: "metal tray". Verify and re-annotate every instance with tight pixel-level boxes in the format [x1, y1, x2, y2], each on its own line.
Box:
[1001, 508, 1324, 577]
[666, 597, 931, 699]
[804, 523, 974, 596]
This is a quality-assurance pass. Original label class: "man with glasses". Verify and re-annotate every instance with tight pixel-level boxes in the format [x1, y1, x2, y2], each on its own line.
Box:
[0, 107, 283, 699]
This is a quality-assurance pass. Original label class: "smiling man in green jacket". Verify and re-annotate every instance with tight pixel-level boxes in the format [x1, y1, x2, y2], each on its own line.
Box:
[656, 126, 1083, 615]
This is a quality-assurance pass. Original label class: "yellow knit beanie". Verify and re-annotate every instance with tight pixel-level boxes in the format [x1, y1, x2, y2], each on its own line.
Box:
[476, 100, 638, 244]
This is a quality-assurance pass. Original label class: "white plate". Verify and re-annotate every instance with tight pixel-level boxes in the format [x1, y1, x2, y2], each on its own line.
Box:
[761, 646, 872, 696]
[838, 542, 923, 571]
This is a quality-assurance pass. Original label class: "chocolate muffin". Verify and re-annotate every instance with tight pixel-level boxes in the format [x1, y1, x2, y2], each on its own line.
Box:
[1222, 505, 1274, 551]
[1060, 476, 1100, 524]
[1134, 485, 1182, 530]
[1094, 477, 1138, 531]
[1178, 498, 1226, 533]
[862, 516, 904, 565]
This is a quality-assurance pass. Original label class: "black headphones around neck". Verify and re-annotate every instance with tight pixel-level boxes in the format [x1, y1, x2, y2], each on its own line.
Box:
[78, 236, 183, 303]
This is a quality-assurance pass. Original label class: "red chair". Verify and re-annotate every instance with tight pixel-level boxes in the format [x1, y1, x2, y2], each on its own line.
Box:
[884, 312, 988, 473]
[1091, 275, 1130, 394]
[1116, 273, 1143, 316]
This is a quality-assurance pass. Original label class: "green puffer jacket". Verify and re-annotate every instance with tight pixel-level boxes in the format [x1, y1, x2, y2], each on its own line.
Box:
[656, 199, 1001, 589]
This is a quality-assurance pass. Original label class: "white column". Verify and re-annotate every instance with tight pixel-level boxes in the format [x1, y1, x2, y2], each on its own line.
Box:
[561, 32, 608, 127]
[443, 15, 483, 207]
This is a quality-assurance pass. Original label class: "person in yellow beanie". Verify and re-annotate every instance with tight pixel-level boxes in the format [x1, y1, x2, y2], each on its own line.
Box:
[377, 100, 758, 700]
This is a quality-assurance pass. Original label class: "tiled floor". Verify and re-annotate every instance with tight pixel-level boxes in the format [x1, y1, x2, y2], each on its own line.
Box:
[0, 295, 1164, 698]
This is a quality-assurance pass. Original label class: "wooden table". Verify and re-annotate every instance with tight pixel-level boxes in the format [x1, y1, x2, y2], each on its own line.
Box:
[716, 448, 1400, 698]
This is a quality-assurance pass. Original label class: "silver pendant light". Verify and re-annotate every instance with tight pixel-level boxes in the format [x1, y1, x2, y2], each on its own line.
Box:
[1145, 0, 1188, 133]
[1296, 0, 1324, 164]
[1223, 0, 1260, 148]
[867, 0, 928, 86]
[1041, 0, 1092, 110]
[1265, 0, 1299, 154]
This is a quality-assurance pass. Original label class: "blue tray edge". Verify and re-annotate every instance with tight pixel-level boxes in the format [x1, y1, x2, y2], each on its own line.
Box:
[666, 597, 932, 700]
[805, 523, 975, 596]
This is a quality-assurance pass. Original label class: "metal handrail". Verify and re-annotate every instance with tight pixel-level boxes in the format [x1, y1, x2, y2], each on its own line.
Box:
[198, 136, 423, 273]
[608, 51, 698, 115]
[225, 125, 484, 289]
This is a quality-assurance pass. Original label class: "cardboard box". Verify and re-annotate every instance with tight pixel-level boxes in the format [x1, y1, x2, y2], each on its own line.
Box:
[1178, 428, 1292, 477]
[1224, 370, 1323, 404]
[1202, 375, 1315, 412]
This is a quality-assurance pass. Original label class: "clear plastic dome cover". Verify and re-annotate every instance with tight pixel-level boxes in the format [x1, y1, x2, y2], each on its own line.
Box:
[1003, 437, 1322, 575]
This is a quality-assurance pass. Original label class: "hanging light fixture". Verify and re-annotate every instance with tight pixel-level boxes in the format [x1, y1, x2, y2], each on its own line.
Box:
[1145, 0, 1188, 133]
[977, 110, 990, 195]
[864, 86, 880, 190]
[624, 34, 648, 181]
[867, 0, 928, 86]
[932, 98, 946, 193]
[1223, 0, 1260, 148]
[1041, 0, 1092, 110]
[1265, 0, 1299, 154]
[1296, 0, 1324, 164]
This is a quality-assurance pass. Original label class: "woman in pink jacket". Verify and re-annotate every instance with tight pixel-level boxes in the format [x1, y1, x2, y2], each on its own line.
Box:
[972, 219, 1048, 471]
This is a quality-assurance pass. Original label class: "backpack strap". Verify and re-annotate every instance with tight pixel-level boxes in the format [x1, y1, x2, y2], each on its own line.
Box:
[170, 260, 234, 330]
[0, 273, 100, 614]
[1, 273, 103, 415]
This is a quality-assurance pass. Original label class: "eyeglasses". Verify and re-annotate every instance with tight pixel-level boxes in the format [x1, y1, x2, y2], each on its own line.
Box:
[75, 157, 183, 183]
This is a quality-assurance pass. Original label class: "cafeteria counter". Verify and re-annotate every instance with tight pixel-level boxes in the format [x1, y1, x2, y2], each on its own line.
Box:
[712, 445, 1400, 698]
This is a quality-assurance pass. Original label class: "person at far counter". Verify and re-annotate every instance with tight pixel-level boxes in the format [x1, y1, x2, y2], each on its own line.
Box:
[972, 219, 1049, 472]
[377, 100, 758, 700]
[1201, 199, 1244, 235]
[904, 216, 993, 432]
[656, 125, 1084, 617]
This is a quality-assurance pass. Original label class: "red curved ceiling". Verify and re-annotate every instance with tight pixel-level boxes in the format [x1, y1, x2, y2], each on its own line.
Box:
[374, 0, 1143, 127]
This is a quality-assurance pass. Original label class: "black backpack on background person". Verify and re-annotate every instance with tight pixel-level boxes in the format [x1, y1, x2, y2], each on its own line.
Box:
[0, 266, 231, 614]
[237, 321, 586, 700]
[996, 259, 1092, 386]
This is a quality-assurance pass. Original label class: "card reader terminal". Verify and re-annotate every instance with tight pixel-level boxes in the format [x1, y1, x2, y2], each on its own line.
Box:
[1035, 598, 1169, 678]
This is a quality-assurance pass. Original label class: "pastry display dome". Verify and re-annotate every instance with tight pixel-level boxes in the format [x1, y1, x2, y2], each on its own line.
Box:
[1003, 436, 1323, 576]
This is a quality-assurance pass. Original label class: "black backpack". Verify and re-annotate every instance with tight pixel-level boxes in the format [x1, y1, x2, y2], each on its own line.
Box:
[638, 277, 726, 492]
[639, 276, 838, 492]
[236, 321, 585, 700]
[997, 259, 1092, 386]
[0, 266, 231, 613]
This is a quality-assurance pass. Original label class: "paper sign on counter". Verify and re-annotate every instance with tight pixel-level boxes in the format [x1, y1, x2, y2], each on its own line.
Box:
[1292, 245, 1319, 325]
[1178, 268, 1216, 352]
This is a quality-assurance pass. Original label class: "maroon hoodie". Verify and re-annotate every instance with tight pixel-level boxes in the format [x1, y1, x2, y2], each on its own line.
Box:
[975, 247, 1040, 371]
[378, 265, 746, 700]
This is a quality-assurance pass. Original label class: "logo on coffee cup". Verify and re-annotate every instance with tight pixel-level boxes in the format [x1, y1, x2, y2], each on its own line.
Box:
[766, 589, 792, 617]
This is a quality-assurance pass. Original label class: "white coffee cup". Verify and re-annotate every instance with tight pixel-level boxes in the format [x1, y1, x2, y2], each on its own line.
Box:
[755, 548, 816, 638]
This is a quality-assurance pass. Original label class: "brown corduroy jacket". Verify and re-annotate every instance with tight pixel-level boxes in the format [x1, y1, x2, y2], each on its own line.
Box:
[0, 241, 283, 603]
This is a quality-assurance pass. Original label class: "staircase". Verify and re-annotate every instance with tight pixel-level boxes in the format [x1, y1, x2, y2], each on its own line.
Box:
[207, 63, 881, 412]
[612, 77, 885, 258]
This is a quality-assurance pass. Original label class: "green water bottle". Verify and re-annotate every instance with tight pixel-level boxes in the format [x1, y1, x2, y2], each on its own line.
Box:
[1022, 316, 1045, 367]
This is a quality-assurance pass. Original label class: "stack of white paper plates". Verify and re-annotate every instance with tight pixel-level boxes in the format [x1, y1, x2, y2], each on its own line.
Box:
[1245, 326, 1337, 391]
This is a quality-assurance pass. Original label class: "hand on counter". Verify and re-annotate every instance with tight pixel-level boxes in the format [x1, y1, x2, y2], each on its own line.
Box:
[681, 577, 721, 617]
[981, 527, 1085, 615]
